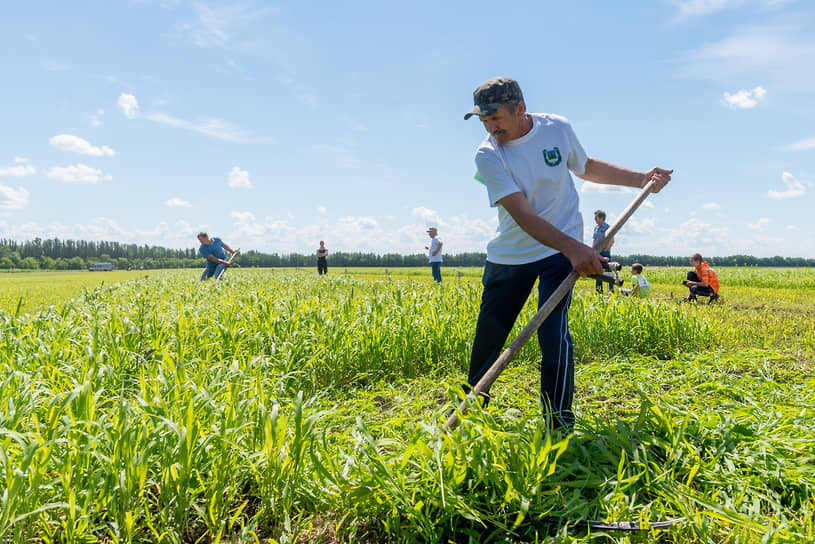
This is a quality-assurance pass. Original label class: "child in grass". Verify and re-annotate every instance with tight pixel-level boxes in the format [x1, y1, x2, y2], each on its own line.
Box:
[624, 263, 650, 298]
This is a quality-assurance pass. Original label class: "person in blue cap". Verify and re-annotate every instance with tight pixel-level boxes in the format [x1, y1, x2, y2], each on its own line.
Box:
[464, 77, 672, 431]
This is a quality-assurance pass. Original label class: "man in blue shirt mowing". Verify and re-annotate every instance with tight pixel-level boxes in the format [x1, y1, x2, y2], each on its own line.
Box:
[197, 232, 238, 281]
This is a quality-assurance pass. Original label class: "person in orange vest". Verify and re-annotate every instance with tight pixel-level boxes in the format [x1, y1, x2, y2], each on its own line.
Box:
[682, 253, 720, 303]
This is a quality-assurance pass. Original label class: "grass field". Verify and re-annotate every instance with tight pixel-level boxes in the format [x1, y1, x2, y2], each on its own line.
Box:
[1, 267, 814, 543]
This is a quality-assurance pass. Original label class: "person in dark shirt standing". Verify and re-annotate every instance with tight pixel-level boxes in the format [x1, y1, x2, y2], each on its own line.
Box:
[316, 240, 328, 275]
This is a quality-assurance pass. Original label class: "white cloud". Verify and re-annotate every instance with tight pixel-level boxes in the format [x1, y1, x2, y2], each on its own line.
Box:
[229, 211, 296, 242]
[317, 205, 327, 215]
[0, 162, 36, 177]
[165, 197, 192, 207]
[90, 109, 104, 127]
[667, 0, 742, 16]
[3, 209, 809, 258]
[768, 171, 806, 199]
[0, 185, 30, 211]
[683, 26, 815, 92]
[176, 3, 266, 48]
[0, 218, 204, 250]
[580, 182, 636, 194]
[280, 76, 319, 109]
[666, 217, 731, 252]
[177, 3, 230, 47]
[50, 134, 115, 157]
[228, 166, 252, 188]
[748, 217, 770, 231]
[48, 164, 112, 183]
[781, 137, 815, 151]
[720, 86, 766, 109]
[395, 214, 498, 254]
[146, 112, 249, 143]
[118, 93, 139, 118]
[702, 202, 721, 209]
[582, 213, 659, 246]
[412, 206, 443, 227]
[231, 211, 256, 223]
[786, 225, 799, 231]
[621, 216, 657, 235]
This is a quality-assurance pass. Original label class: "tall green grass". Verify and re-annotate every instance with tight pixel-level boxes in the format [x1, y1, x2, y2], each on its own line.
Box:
[0, 269, 813, 542]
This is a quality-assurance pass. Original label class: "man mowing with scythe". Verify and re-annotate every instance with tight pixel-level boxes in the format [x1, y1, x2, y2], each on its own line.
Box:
[464, 77, 672, 432]
[197, 231, 239, 281]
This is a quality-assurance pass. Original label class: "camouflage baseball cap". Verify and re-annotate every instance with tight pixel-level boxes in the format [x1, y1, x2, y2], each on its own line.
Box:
[464, 77, 524, 120]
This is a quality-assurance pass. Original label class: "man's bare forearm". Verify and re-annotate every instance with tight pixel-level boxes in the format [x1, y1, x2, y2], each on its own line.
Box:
[578, 158, 644, 188]
[498, 192, 602, 276]
[514, 208, 580, 255]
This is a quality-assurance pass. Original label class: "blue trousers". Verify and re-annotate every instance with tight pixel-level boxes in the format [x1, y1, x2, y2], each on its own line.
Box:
[595, 250, 613, 293]
[201, 261, 226, 281]
[431, 262, 442, 283]
[468, 253, 575, 430]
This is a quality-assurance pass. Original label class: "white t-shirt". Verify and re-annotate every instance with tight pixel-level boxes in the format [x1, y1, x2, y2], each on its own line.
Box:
[474, 113, 588, 265]
[428, 237, 443, 262]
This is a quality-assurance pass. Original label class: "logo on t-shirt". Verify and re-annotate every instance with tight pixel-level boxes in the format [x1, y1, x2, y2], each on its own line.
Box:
[543, 147, 562, 166]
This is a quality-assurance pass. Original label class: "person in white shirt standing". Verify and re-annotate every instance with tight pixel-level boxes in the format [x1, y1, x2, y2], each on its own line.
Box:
[425, 227, 443, 283]
[465, 77, 672, 431]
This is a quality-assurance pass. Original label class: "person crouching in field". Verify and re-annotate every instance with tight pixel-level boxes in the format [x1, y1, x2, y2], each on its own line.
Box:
[621, 263, 650, 298]
[682, 253, 720, 303]
[197, 232, 238, 281]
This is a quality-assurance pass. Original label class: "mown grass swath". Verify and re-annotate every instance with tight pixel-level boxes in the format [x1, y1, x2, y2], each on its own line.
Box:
[1, 268, 814, 542]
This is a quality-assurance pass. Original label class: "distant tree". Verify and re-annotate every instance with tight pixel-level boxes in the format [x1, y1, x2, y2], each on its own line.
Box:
[8, 252, 21, 268]
[3, 237, 815, 269]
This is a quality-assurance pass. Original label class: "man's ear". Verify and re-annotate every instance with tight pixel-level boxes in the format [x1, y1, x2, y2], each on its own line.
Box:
[516, 101, 527, 116]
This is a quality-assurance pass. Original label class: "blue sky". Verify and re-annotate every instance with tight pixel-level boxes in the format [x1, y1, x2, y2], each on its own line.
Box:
[1, 0, 813, 258]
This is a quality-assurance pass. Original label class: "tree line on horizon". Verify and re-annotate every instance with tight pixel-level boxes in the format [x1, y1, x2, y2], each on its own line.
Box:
[1, 237, 813, 271]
